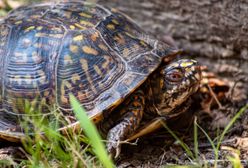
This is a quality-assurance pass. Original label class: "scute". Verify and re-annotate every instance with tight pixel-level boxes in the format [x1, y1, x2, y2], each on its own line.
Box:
[3, 20, 65, 113]
[96, 12, 153, 61]
[43, 2, 110, 30]
[56, 29, 125, 116]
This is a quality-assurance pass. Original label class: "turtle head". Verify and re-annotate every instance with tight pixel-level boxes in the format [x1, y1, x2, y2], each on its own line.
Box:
[154, 59, 201, 116]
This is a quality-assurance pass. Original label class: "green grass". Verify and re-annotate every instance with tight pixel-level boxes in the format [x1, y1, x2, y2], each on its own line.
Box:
[0, 96, 114, 168]
[69, 94, 114, 168]
[0, 0, 42, 17]
[162, 123, 194, 160]
[162, 104, 248, 167]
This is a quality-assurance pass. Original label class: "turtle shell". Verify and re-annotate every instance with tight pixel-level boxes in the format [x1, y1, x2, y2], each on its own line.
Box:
[0, 1, 179, 140]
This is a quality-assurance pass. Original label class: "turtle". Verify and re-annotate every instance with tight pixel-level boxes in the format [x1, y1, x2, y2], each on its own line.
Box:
[0, 1, 202, 157]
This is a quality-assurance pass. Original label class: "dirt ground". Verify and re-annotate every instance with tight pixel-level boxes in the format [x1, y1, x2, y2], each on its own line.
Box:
[97, 0, 248, 167]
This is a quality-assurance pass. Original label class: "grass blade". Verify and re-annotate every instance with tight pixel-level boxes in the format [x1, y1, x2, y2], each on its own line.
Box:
[193, 117, 199, 161]
[214, 104, 248, 167]
[69, 94, 114, 168]
[161, 122, 194, 159]
[216, 104, 248, 151]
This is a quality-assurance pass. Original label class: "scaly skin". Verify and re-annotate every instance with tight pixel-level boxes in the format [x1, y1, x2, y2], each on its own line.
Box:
[105, 59, 201, 158]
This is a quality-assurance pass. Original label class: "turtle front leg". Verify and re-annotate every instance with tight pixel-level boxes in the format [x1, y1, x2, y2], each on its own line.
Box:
[106, 90, 145, 158]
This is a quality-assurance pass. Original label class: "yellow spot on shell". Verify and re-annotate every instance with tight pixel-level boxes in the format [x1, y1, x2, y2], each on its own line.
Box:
[91, 32, 99, 41]
[61, 81, 66, 95]
[15, 20, 22, 25]
[80, 58, 97, 93]
[112, 19, 119, 25]
[70, 25, 75, 30]
[181, 61, 193, 67]
[64, 81, 72, 89]
[114, 34, 125, 45]
[80, 20, 94, 27]
[73, 35, 84, 41]
[74, 23, 87, 30]
[80, 58, 88, 70]
[82, 46, 98, 55]
[72, 74, 81, 84]
[94, 65, 102, 76]
[79, 12, 92, 18]
[98, 44, 108, 51]
[107, 24, 115, 30]
[102, 55, 111, 69]
[25, 26, 35, 32]
[37, 26, 43, 30]
[70, 45, 79, 54]
[123, 48, 130, 57]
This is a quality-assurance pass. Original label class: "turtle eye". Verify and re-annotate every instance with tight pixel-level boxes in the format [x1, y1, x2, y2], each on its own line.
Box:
[166, 69, 184, 82]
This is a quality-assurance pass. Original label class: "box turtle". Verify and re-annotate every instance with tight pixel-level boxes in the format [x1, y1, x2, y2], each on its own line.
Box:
[0, 1, 202, 157]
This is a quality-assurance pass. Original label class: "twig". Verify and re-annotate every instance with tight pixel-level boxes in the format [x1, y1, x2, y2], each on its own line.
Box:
[207, 84, 223, 109]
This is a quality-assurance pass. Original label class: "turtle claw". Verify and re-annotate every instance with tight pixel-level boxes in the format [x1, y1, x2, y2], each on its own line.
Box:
[107, 140, 121, 159]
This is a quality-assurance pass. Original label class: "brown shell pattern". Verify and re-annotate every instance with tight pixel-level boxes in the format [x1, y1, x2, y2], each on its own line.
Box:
[0, 1, 176, 135]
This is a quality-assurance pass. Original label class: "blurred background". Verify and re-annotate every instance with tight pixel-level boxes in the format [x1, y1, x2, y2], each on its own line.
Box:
[0, 0, 41, 16]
